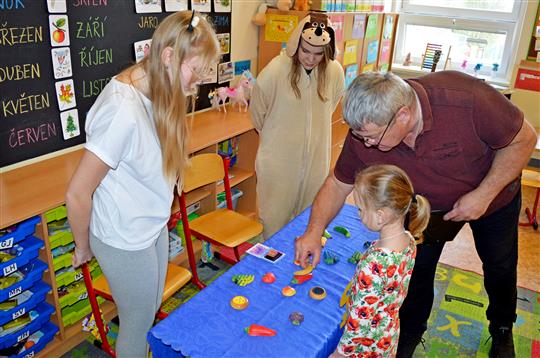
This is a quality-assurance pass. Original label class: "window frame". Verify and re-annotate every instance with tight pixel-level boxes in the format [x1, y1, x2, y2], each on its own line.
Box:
[393, 0, 527, 82]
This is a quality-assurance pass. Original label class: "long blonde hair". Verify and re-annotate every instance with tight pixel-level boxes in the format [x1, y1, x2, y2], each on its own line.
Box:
[290, 41, 334, 102]
[143, 11, 219, 184]
[355, 164, 431, 239]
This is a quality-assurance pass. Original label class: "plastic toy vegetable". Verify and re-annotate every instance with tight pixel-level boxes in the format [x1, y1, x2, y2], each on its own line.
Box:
[348, 251, 362, 264]
[323, 250, 339, 265]
[262, 272, 276, 283]
[290, 273, 312, 285]
[232, 274, 255, 286]
[323, 229, 332, 239]
[289, 312, 304, 326]
[245, 324, 277, 336]
[333, 226, 351, 238]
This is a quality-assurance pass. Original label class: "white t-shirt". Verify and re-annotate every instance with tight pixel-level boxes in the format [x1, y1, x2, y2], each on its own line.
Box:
[85, 78, 174, 250]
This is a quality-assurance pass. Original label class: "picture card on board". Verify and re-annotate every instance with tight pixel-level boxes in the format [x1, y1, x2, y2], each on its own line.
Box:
[218, 62, 233, 83]
[164, 0, 188, 11]
[135, 0, 162, 13]
[214, 0, 231, 13]
[200, 63, 218, 84]
[49, 15, 70, 47]
[47, 0, 67, 13]
[217, 33, 230, 55]
[352, 14, 366, 39]
[192, 0, 212, 13]
[51, 47, 73, 80]
[134, 39, 152, 63]
[60, 109, 81, 140]
[55, 79, 77, 111]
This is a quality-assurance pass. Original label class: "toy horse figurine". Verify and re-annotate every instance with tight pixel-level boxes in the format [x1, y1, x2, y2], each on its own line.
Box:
[208, 70, 255, 113]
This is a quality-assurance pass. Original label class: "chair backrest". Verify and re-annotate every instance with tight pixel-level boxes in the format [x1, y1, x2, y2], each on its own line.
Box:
[183, 153, 225, 192]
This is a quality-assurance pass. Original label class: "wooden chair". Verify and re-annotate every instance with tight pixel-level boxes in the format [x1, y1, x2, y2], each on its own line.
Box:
[178, 153, 263, 289]
[81, 262, 192, 357]
[519, 168, 540, 230]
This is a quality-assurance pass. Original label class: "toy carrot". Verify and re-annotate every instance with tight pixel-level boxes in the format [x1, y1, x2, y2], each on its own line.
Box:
[245, 324, 277, 336]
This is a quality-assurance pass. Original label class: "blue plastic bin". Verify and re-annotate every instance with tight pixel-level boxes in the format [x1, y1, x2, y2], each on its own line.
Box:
[0, 237, 44, 278]
[0, 217, 40, 250]
[0, 282, 51, 326]
[6, 321, 58, 358]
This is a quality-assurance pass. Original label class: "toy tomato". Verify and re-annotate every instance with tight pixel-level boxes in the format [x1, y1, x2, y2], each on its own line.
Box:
[262, 272, 276, 283]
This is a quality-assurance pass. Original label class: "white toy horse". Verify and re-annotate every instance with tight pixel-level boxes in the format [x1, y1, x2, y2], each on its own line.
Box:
[208, 70, 255, 113]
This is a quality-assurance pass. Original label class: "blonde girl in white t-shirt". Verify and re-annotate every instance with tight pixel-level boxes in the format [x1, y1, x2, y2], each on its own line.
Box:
[66, 11, 219, 358]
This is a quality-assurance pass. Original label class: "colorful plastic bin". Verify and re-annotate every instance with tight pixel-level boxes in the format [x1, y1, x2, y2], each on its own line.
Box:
[0, 261, 48, 303]
[0, 217, 40, 250]
[0, 302, 55, 350]
[0, 237, 44, 278]
[0, 282, 50, 326]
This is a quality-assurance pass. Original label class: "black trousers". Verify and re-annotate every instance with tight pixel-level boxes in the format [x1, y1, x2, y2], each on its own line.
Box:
[399, 191, 521, 333]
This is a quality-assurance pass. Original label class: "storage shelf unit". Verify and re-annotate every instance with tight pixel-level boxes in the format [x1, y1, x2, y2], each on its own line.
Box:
[0, 108, 259, 357]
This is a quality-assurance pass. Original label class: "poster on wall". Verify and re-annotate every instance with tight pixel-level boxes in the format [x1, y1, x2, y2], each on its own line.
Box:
[343, 40, 358, 66]
[192, 0, 212, 13]
[345, 65, 358, 88]
[265, 14, 298, 43]
[329, 15, 344, 42]
[164, 0, 188, 11]
[352, 14, 366, 39]
[365, 15, 378, 38]
[214, 0, 232, 13]
[366, 40, 379, 64]
[135, 0, 163, 13]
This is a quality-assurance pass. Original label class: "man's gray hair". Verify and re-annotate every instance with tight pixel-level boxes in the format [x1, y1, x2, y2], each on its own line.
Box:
[343, 72, 416, 130]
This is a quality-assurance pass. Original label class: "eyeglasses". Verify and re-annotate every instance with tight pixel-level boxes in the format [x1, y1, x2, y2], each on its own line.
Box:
[349, 108, 400, 148]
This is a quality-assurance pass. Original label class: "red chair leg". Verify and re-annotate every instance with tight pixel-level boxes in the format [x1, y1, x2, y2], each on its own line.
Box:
[179, 193, 206, 290]
[82, 264, 116, 358]
[520, 188, 539, 230]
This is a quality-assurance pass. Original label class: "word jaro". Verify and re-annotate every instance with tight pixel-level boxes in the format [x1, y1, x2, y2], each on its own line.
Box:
[8, 122, 57, 149]
[0, 23, 43, 46]
[138, 16, 158, 29]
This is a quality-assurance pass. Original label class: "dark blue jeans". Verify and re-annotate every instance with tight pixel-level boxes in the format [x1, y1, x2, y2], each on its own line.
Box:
[399, 191, 521, 333]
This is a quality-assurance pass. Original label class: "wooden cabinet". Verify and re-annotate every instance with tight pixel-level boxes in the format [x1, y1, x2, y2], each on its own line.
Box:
[0, 109, 258, 357]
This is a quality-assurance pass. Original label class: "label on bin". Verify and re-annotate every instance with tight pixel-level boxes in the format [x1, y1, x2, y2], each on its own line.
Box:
[74, 271, 83, 281]
[24, 351, 35, 358]
[3, 262, 18, 276]
[0, 237, 14, 249]
[78, 292, 88, 300]
[9, 285, 22, 298]
[12, 307, 25, 319]
[17, 329, 30, 343]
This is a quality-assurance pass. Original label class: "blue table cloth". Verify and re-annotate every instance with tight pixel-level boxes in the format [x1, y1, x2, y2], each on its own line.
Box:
[148, 204, 378, 357]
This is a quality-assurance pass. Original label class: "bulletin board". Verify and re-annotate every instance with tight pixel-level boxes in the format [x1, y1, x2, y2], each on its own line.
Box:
[0, 1, 232, 168]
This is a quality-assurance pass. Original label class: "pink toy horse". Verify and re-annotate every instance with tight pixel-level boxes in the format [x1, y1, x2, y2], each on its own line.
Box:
[208, 71, 254, 113]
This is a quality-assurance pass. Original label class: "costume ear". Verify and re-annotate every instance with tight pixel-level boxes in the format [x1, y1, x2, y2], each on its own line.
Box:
[285, 15, 311, 57]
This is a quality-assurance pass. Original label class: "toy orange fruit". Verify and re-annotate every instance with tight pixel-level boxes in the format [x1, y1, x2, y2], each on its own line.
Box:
[262, 272, 276, 283]
[230, 295, 249, 310]
[281, 286, 296, 297]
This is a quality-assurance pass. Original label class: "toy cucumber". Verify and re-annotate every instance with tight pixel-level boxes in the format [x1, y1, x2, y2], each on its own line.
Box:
[232, 274, 255, 287]
[323, 229, 332, 239]
[348, 251, 362, 264]
[333, 226, 351, 238]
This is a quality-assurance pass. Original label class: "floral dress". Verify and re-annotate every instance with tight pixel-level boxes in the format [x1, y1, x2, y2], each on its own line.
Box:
[337, 233, 417, 357]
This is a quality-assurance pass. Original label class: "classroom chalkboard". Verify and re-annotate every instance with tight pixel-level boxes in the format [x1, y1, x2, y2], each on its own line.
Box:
[0, 0, 231, 167]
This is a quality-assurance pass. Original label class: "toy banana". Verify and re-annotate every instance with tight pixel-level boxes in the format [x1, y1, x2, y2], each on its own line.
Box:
[340, 280, 352, 307]
[293, 264, 313, 276]
[333, 226, 351, 238]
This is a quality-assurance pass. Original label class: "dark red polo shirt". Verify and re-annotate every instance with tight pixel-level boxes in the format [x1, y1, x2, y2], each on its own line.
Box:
[335, 71, 524, 215]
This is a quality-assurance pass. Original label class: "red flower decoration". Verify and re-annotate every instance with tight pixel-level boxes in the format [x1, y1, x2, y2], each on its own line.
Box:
[371, 313, 383, 328]
[386, 264, 397, 278]
[376, 336, 393, 350]
[356, 306, 374, 319]
[347, 316, 360, 331]
[398, 260, 407, 275]
[342, 345, 355, 354]
[351, 337, 375, 346]
[364, 295, 378, 305]
[370, 262, 383, 276]
[385, 281, 399, 294]
[358, 271, 373, 289]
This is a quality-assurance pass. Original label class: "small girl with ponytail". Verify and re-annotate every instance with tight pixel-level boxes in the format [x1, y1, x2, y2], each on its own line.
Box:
[331, 164, 430, 357]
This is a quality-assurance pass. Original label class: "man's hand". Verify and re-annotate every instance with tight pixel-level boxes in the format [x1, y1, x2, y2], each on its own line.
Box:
[294, 232, 323, 268]
[72, 246, 94, 268]
[443, 189, 492, 221]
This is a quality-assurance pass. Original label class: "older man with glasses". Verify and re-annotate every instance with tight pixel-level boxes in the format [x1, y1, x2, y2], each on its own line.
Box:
[294, 71, 537, 358]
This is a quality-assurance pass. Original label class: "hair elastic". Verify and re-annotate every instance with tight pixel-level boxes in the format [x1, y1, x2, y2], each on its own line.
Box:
[187, 10, 199, 32]
[411, 193, 417, 204]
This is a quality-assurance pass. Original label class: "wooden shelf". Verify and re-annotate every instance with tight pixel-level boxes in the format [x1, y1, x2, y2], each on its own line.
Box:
[217, 167, 255, 193]
[171, 187, 212, 214]
[519, 60, 540, 70]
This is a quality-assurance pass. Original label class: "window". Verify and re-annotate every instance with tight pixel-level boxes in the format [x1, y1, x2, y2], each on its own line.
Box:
[393, 0, 526, 82]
